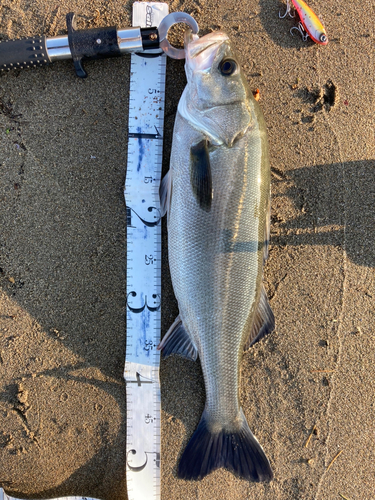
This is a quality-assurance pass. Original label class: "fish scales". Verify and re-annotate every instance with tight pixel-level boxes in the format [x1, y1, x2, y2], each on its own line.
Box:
[160, 31, 274, 482]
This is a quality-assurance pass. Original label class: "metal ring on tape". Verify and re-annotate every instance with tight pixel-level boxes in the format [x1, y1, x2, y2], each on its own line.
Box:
[158, 12, 199, 59]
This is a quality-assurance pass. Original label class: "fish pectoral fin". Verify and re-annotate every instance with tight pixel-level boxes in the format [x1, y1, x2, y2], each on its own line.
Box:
[244, 285, 275, 350]
[159, 170, 172, 218]
[190, 139, 212, 212]
[157, 315, 198, 361]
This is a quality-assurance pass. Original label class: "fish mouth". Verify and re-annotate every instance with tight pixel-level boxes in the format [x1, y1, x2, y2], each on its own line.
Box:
[184, 30, 229, 72]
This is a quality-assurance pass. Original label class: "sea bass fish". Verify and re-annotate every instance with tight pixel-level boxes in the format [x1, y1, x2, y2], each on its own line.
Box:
[159, 30, 274, 482]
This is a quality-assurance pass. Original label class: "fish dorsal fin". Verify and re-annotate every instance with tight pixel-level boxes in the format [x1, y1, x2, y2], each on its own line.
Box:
[159, 170, 172, 218]
[158, 315, 198, 361]
[244, 285, 275, 350]
[190, 139, 212, 211]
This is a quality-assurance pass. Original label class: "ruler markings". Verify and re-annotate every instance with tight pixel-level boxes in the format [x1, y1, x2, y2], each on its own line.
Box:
[124, 3, 167, 500]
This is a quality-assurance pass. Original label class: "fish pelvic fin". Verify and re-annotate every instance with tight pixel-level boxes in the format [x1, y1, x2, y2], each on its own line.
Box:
[178, 408, 273, 482]
[158, 315, 198, 361]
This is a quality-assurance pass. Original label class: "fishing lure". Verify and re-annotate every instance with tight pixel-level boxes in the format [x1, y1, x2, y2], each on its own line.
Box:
[279, 0, 328, 45]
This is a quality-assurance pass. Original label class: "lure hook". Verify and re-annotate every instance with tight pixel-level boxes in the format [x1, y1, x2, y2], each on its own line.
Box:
[279, 0, 295, 19]
[290, 21, 309, 42]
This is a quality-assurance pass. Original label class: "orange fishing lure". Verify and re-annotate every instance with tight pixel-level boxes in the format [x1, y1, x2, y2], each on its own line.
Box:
[279, 0, 328, 45]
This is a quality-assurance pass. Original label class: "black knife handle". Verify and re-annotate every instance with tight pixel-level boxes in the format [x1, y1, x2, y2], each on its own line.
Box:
[0, 36, 50, 71]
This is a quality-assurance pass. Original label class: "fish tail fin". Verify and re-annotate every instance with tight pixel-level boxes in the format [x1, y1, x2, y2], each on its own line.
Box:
[177, 408, 273, 482]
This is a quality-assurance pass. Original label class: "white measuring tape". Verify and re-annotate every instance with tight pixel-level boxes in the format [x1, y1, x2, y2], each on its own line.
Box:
[123, 3, 168, 500]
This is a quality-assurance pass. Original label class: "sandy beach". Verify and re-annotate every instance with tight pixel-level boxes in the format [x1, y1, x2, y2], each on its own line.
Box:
[0, 0, 374, 499]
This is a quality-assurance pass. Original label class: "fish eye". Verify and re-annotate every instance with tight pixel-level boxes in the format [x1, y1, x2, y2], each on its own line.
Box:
[219, 58, 237, 76]
[320, 33, 327, 43]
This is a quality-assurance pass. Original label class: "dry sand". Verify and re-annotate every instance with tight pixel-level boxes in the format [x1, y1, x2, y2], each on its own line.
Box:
[0, 0, 374, 499]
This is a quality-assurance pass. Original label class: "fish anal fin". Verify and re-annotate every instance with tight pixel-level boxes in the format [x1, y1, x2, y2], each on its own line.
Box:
[158, 315, 198, 361]
[178, 408, 273, 481]
[190, 139, 212, 212]
[245, 285, 275, 350]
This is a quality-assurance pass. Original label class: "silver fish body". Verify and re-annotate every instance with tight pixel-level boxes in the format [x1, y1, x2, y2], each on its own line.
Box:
[159, 31, 274, 482]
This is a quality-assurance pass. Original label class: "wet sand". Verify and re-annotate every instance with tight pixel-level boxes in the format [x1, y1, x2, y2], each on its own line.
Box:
[0, 0, 374, 499]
